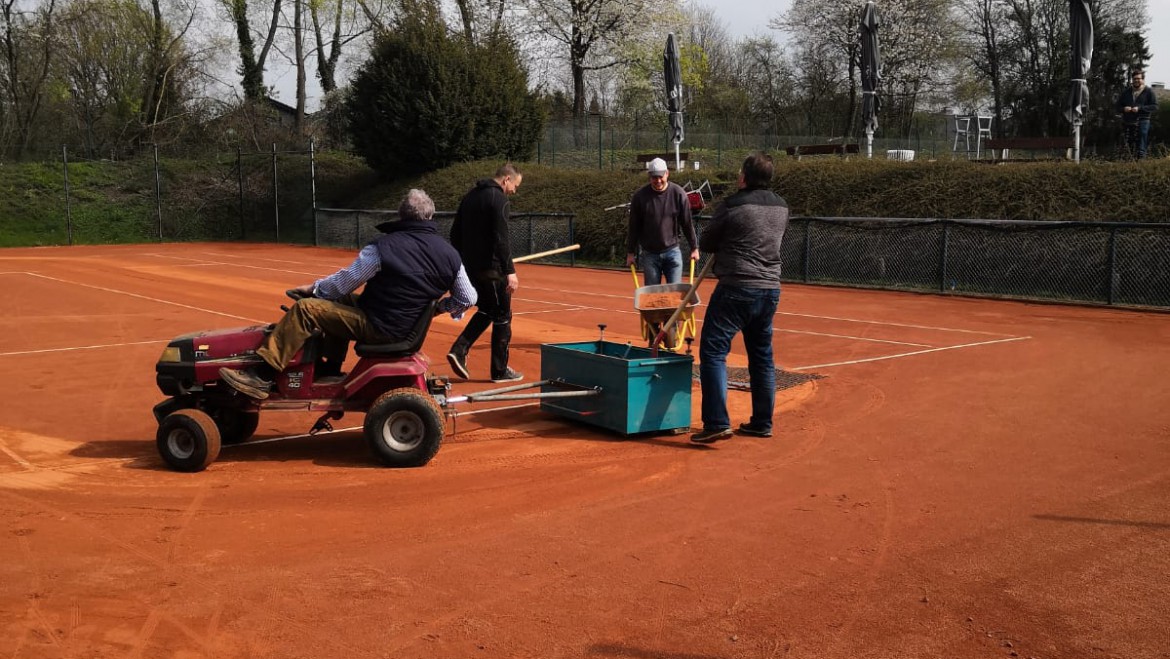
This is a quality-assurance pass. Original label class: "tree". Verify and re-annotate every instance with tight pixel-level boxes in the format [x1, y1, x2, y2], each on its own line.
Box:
[776, 0, 952, 140]
[56, 0, 199, 152]
[345, 1, 544, 175]
[221, 0, 283, 101]
[522, 0, 650, 117]
[1, 0, 57, 156]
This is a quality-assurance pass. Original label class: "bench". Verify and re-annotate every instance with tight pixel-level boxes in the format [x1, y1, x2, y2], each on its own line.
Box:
[784, 143, 860, 160]
[984, 137, 1075, 160]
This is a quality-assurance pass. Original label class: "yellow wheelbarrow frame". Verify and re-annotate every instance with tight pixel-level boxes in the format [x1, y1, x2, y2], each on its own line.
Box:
[631, 261, 699, 353]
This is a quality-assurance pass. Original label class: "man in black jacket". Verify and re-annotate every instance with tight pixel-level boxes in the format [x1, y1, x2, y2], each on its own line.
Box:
[218, 189, 477, 399]
[691, 153, 789, 444]
[446, 164, 524, 383]
[1117, 69, 1158, 159]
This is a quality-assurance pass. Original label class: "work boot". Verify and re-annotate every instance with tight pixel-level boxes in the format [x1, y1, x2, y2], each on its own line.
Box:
[690, 427, 732, 444]
[219, 367, 273, 400]
[490, 367, 523, 383]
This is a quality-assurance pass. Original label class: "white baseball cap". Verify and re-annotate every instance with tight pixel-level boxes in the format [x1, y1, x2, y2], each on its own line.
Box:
[648, 158, 668, 176]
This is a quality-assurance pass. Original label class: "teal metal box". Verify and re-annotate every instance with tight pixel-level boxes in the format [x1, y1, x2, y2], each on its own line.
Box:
[540, 340, 693, 435]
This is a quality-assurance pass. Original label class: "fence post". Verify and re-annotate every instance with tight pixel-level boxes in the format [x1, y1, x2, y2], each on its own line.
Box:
[62, 145, 73, 246]
[569, 215, 576, 267]
[237, 145, 245, 239]
[938, 222, 951, 292]
[597, 114, 603, 170]
[610, 124, 615, 170]
[802, 219, 811, 283]
[528, 216, 535, 254]
[1106, 226, 1118, 304]
[153, 144, 163, 241]
[271, 143, 280, 243]
[309, 138, 318, 247]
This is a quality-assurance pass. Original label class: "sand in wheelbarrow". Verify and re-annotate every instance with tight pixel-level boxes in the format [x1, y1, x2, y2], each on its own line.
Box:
[639, 291, 690, 309]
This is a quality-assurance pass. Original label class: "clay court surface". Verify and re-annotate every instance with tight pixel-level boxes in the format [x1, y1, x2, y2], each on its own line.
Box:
[1, 242, 1168, 659]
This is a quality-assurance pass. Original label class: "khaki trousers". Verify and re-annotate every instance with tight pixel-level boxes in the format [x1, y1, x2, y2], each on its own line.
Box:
[256, 295, 388, 372]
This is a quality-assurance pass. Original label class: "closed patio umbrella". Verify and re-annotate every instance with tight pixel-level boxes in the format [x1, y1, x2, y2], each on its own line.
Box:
[859, 1, 881, 159]
[664, 33, 684, 170]
[1066, 0, 1093, 163]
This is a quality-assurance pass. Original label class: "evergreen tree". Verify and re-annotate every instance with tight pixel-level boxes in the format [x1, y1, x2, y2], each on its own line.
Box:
[345, 3, 544, 176]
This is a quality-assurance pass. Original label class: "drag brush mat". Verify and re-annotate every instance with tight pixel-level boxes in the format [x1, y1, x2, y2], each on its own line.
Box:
[692, 365, 824, 391]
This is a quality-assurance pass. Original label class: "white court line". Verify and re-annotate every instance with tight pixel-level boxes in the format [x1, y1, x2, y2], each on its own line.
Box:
[777, 328, 932, 348]
[146, 252, 332, 278]
[514, 306, 590, 316]
[225, 402, 542, 448]
[776, 310, 1011, 336]
[790, 336, 1031, 371]
[197, 251, 349, 267]
[0, 439, 35, 470]
[0, 339, 168, 357]
[19, 272, 266, 323]
[525, 284, 1015, 337]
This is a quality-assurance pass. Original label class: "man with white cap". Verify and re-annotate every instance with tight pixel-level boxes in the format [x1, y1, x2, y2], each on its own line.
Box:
[625, 157, 699, 285]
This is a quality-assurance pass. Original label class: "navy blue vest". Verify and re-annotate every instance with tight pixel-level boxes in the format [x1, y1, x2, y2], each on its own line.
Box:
[358, 220, 461, 339]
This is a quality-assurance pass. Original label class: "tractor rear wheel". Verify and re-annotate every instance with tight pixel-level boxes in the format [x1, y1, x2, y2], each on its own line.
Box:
[364, 388, 444, 467]
[157, 409, 222, 472]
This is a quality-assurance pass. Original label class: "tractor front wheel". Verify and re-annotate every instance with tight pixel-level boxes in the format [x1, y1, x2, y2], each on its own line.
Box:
[364, 388, 444, 468]
[157, 409, 222, 472]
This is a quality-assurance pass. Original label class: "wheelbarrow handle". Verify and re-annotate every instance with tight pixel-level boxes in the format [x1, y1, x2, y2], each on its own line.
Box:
[630, 264, 641, 290]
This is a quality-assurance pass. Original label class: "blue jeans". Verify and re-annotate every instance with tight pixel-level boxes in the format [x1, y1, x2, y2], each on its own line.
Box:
[639, 246, 683, 285]
[1124, 120, 1150, 158]
[699, 284, 780, 432]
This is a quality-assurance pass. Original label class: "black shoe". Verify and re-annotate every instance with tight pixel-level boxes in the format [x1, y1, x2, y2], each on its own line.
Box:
[736, 423, 773, 438]
[491, 367, 523, 383]
[690, 427, 732, 444]
[447, 352, 470, 380]
[219, 367, 273, 400]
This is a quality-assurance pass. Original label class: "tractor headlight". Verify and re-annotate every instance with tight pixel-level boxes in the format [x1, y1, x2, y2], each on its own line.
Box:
[158, 346, 182, 363]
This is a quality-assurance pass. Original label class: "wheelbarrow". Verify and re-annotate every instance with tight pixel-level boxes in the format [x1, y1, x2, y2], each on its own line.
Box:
[631, 260, 700, 353]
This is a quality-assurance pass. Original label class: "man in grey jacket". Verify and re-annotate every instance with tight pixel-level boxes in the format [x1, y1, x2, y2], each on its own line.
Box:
[691, 152, 789, 444]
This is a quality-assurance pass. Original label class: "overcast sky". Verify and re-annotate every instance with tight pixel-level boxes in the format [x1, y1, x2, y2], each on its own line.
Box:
[270, 0, 1170, 110]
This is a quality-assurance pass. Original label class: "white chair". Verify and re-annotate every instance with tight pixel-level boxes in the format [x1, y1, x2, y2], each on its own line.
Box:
[952, 116, 972, 156]
[975, 115, 993, 158]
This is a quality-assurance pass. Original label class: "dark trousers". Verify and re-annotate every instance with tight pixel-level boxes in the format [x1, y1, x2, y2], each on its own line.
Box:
[698, 284, 780, 432]
[450, 277, 513, 379]
[1124, 120, 1150, 159]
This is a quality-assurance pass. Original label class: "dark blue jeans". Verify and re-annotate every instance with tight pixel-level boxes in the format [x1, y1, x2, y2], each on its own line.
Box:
[699, 284, 780, 432]
[1124, 120, 1151, 158]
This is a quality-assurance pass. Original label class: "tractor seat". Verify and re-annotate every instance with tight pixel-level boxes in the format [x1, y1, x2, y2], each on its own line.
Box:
[354, 300, 439, 358]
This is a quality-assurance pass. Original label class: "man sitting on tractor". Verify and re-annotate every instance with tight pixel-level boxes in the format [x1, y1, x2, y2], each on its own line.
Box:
[218, 189, 477, 399]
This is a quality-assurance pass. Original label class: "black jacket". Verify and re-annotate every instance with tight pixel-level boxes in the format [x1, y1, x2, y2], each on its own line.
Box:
[450, 179, 514, 281]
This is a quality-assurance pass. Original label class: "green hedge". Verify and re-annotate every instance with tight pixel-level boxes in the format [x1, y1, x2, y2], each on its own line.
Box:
[355, 158, 1170, 263]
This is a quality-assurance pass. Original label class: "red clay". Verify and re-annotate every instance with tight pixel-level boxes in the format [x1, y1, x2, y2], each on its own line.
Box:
[1, 243, 1168, 658]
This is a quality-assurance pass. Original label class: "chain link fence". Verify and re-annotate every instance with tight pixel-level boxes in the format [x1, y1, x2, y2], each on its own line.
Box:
[315, 208, 577, 265]
[536, 117, 962, 171]
[770, 217, 1170, 308]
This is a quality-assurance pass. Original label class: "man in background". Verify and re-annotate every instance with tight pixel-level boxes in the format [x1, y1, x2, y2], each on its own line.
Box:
[625, 157, 699, 285]
[1118, 69, 1158, 159]
[446, 163, 525, 383]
